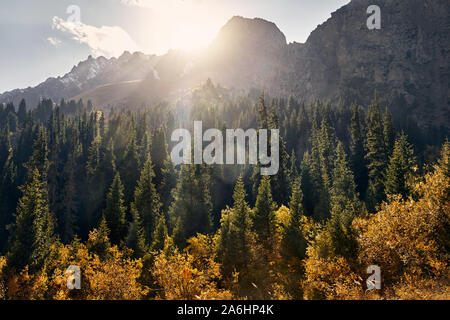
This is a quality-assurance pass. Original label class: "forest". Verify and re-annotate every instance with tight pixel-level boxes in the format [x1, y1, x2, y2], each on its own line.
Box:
[0, 80, 448, 300]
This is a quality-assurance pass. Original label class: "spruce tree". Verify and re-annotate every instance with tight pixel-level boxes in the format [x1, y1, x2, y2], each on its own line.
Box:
[328, 142, 359, 259]
[350, 104, 368, 200]
[383, 107, 395, 158]
[169, 164, 212, 248]
[216, 176, 253, 279]
[281, 177, 307, 260]
[365, 97, 388, 211]
[151, 214, 168, 252]
[103, 172, 127, 245]
[131, 155, 162, 245]
[384, 133, 415, 199]
[17, 99, 27, 127]
[126, 210, 147, 258]
[121, 133, 140, 205]
[8, 168, 54, 272]
[252, 176, 276, 251]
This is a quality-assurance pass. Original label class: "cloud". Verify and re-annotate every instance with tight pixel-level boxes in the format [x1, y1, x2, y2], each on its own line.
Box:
[47, 37, 62, 47]
[52, 16, 140, 58]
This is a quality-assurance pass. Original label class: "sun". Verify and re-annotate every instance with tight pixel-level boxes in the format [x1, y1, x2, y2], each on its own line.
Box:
[150, 0, 223, 52]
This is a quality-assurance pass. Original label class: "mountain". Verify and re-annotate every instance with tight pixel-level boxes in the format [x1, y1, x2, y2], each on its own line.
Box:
[1, 0, 449, 128]
[0, 52, 159, 109]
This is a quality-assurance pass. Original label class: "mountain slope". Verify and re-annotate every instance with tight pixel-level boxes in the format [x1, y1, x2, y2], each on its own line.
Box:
[1, 0, 448, 128]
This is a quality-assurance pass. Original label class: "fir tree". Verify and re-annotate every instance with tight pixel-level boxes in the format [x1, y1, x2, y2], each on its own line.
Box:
[121, 133, 140, 205]
[328, 142, 359, 259]
[126, 210, 147, 258]
[350, 104, 368, 200]
[383, 107, 395, 158]
[384, 133, 415, 199]
[216, 176, 253, 280]
[365, 97, 388, 211]
[252, 176, 276, 251]
[103, 172, 127, 245]
[281, 177, 307, 260]
[169, 165, 212, 248]
[7, 168, 54, 271]
[151, 214, 168, 252]
[131, 155, 162, 245]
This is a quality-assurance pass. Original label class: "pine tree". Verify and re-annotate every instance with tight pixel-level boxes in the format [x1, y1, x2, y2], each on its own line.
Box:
[328, 142, 359, 259]
[216, 176, 253, 280]
[151, 214, 168, 252]
[131, 155, 162, 245]
[126, 210, 147, 258]
[350, 104, 368, 200]
[103, 172, 127, 245]
[17, 99, 27, 127]
[59, 150, 78, 243]
[281, 177, 307, 260]
[169, 165, 212, 248]
[365, 97, 388, 211]
[121, 133, 140, 205]
[384, 133, 415, 199]
[87, 215, 111, 260]
[7, 168, 54, 271]
[383, 107, 395, 158]
[252, 176, 276, 251]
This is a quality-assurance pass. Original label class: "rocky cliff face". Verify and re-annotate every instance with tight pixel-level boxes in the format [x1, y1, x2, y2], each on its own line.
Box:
[277, 0, 450, 128]
[1, 0, 448, 128]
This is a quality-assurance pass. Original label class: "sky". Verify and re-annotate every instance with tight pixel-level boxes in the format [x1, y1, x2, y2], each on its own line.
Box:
[0, 0, 350, 93]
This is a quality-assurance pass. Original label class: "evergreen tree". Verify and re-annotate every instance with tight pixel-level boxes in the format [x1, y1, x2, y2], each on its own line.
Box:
[131, 155, 162, 245]
[121, 133, 140, 205]
[383, 107, 395, 158]
[365, 97, 388, 211]
[216, 176, 253, 280]
[281, 177, 307, 260]
[103, 172, 127, 245]
[350, 104, 368, 200]
[252, 176, 276, 251]
[169, 165, 212, 248]
[7, 168, 54, 271]
[384, 133, 415, 199]
[151, 214, 168, 252]
[17, 99, 27, 127]
[327, 142, 359, 259]
[126, 210, 147, 258]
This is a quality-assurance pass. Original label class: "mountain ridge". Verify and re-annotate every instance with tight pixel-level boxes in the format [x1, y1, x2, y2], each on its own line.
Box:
[1, 0, 449, 129]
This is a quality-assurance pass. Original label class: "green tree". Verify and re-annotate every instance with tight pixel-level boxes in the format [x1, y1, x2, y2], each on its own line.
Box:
[281, 177, 307, 260]
[365, 97, 388, 211]
[350, 104, 368, 200]
[151, 214, 168, 252]
[169, 165, 212, 248]
[384, 133, 415, 199]
[126, 210, 147, 258]
[327, 142, 359, 259]
[131, 155, 162, 245]
[252, 176, 276, 251]
[103, 172, 127, 245]
[7, 168, 54, 272]
[216, 176, 253, 282]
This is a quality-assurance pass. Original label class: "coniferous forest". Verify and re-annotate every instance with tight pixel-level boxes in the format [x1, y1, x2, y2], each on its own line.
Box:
[0, 81, 448, 300]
